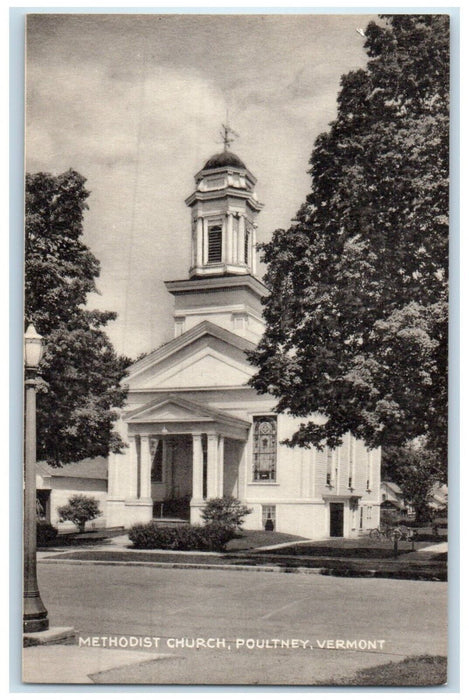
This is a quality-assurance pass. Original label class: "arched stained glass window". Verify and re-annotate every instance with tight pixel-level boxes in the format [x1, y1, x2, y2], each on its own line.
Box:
[253, 416, 277, 481]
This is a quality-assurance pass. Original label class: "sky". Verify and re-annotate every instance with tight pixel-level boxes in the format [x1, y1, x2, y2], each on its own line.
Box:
[26, 12, 375, 359]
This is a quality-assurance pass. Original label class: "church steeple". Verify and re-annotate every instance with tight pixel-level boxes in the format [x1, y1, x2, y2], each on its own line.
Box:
[165, 141, 267, 342]
[185, 142, 263, 279]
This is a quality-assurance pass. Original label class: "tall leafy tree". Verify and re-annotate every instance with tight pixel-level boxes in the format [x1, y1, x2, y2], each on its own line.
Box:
[25, 169, 130, 466]
[382, 442, 443, 521]
[249, 15, 449, 473]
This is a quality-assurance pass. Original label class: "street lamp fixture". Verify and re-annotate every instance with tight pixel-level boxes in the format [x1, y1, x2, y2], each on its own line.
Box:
[24, 324, 44, 369]
[23, 323, 49, 633]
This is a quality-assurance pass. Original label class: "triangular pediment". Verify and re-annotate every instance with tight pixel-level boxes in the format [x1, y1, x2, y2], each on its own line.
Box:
[125, 395, 250, 431]
[127, 321, 256, 391]
[127, 399, 210, 423]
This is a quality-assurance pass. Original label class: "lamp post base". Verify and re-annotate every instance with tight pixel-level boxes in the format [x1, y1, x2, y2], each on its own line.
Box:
[23, 617, 49, 634]
[23, 592, 49, 633]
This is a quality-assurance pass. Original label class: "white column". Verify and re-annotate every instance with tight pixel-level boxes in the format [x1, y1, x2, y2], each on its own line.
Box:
[221, 216, 227, 265]
[203, 219, 208, 265]
[206, 433, 219, 498]
[217, 435, 225, 497]
[196, 217, 203, 267]
[238, 216, 245, 265]
[140, 435, 152, 500]
[232, 216, 238, 263]
[226, 214, 233, 264]
[251, 225, 257, 275]
[192, 433, 204, 501]
[128, 435, 139, 499]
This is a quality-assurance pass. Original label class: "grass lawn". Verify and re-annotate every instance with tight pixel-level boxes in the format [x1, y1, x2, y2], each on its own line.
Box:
[46, 550, 233, 565]
[329, 655, 447, 686]
[262, 537, 443, 559]
[225, 530, 308, 551]
[44, 548, 446, 580]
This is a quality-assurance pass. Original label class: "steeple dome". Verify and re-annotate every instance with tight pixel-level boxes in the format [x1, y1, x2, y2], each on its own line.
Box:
[185, 149, 263, 279]
[203, 151, 246, 170]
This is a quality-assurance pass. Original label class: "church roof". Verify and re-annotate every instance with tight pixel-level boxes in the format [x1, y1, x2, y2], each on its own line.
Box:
[203, 151, 246, 170]
[127, 320, 256, 381]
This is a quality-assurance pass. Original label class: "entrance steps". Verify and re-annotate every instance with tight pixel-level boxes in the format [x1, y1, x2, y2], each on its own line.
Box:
[151, 518, 190, 528]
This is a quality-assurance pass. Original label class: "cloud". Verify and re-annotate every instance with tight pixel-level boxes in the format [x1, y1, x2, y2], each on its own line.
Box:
[25, 13, 374, 357]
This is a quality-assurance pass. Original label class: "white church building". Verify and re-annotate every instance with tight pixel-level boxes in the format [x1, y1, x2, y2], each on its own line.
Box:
[106, 149, 381, 539]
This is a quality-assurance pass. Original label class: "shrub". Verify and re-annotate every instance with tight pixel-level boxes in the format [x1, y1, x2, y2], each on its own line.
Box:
[201, 496, 252, 530]
[380, 510, 399, 527]
[36, 521, 58, 546]
[57, 494, 103, 533]
[128, 522, 235, 552]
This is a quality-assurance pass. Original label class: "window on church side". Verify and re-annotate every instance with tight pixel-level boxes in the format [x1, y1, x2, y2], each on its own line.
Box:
[253, 416, 277, 481]
[151, 440, 164, 482]
[262, 505, 276, 531]
[348, 436, 354, 488]
[326, 447, 332, 485]
[366, 451, 372, 490]
[207, 224, 222, 263]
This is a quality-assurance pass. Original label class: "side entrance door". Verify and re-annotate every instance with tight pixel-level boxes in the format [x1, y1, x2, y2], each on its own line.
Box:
[329, 502, 344, 537]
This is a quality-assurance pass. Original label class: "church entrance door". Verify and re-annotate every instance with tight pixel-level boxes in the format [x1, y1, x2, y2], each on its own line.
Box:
[329, 502, 344, 537]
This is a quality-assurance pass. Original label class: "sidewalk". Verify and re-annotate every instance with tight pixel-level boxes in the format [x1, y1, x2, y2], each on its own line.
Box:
[22, 642, 413, 686]
[23, 645, 174, 684]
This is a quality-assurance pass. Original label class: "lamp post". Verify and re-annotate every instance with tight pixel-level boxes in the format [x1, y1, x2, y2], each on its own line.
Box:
[23, 324, 49, 633]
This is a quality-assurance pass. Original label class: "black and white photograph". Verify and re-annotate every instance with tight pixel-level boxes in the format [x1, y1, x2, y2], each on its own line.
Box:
[21, 10, 450, 687]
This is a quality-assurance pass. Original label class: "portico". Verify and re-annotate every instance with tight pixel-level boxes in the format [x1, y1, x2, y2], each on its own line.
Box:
[121, 395, 250, 524]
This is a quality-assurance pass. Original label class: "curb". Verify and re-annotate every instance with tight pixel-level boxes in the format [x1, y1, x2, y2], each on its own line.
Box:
[39, 558, 318, 574]
[38, 557, 446, 580]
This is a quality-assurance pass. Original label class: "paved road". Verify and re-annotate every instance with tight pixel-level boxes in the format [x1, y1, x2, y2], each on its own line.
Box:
[29, 562, 447, 685]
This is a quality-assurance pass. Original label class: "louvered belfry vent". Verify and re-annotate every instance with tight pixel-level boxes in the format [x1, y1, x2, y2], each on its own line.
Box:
[244, 230, 249, 264]
[208, 225, 222, 263]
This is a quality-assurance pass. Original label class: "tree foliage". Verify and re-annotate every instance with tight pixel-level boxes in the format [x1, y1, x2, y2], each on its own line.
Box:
[249, 16, 449, 471]
[25, 169, 130, 466]
[382, 442, 444, 522]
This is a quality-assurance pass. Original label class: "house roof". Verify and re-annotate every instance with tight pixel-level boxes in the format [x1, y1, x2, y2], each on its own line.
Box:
[36, 456, 108, 480]
[381, 481, 403, 494]
[380, 499, 405, 510]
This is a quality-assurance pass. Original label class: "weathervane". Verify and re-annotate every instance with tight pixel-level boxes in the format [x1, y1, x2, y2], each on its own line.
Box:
[218, 122, 239, 152]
